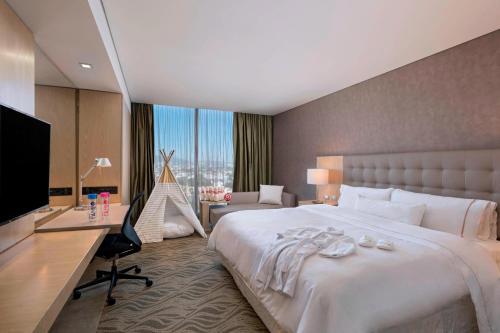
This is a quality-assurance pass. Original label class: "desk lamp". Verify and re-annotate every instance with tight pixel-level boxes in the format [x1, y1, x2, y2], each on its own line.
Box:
[75, 157, 112, 210]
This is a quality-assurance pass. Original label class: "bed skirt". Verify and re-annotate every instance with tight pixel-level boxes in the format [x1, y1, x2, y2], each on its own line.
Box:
[217, 251, 478, 333]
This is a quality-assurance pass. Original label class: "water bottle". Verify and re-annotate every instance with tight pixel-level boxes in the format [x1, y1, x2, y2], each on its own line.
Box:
[99, 192, 110, 217]
[88, 193, 98, 221]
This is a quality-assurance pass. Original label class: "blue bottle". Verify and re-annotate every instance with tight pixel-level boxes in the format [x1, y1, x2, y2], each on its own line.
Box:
[88, 193, 98, 221]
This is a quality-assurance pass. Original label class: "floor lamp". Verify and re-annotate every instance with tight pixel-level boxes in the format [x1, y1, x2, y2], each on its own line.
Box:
[75, 157, 112, 210]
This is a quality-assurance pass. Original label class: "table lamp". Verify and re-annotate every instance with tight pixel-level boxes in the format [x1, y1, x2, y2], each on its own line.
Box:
[75, 157, 112, 210]
[307, 168, 329, 203]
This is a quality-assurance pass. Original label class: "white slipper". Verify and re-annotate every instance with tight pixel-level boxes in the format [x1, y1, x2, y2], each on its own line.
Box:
[376, 239, 394, 251]
[358, 235, 376, 248]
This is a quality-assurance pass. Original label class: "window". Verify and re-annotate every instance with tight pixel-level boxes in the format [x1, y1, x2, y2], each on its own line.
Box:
[153, 105, 233, 210]
[198, 109, 233, 190]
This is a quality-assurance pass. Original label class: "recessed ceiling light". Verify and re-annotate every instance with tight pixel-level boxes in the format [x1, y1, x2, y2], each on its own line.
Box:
[79, 63, 92, 69]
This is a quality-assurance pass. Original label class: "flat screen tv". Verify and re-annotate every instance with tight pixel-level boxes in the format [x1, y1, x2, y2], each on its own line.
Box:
[0, 104, 51, 225]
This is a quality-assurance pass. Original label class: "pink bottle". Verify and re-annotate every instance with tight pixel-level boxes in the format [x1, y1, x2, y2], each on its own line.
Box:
[99, 192, 110, 217]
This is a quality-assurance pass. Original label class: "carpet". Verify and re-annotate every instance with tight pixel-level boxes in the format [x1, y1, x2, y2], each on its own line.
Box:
[94, 235, 268, 333]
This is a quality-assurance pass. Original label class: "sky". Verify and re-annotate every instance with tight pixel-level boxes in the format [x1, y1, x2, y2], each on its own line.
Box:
[153, 105, 233, 169]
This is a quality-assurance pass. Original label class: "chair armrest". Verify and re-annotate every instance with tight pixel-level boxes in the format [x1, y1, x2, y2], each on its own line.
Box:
[281, 192, 296, 207]
[229, 192, 259, 204]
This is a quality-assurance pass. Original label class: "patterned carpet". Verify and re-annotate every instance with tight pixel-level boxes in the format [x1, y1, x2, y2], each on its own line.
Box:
[96, 235, 268, 333]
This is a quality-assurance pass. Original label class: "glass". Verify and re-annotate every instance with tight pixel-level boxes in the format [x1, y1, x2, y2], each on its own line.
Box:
[154, 105, 195, 206]
[153, 105, 234, 211]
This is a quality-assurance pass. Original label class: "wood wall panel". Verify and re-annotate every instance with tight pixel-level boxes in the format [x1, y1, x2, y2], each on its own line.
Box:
[35, 85, 76, 206]
[78, 90, 122, 204]
[316, 156, 343, 203]
[0, 0, 35, 252]
[0, 0, 34, 115]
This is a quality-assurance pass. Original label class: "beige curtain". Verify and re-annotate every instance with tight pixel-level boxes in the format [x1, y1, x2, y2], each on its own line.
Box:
[130, 103, 155, 223]
[232, 113, 273, 192]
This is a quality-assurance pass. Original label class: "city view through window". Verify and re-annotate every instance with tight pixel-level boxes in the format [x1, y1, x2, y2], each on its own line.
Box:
[153, 105, 233, 209]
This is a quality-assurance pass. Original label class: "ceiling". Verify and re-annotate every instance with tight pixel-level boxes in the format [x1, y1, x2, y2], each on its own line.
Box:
[7, 1, 500, 115]
[102, 0, 500, 114]
[34, 45, 74, 88]
[7, 0, 120, 93]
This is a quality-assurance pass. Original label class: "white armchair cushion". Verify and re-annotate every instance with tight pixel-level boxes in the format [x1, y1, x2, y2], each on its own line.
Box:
[258, 185, 284, 205]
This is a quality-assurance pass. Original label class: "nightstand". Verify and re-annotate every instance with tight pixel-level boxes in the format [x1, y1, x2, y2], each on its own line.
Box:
[298, 200, 337, 206]
[199, 200, 227, 230]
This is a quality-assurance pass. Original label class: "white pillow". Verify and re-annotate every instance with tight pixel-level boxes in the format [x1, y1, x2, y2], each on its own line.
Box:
[391, 189, 474, 236]
[463, 200, 496, 240]
[258, 185, 284, 205]
[163, 215, 194, 238]
[355, 196, 426, 226]
[338, 184, 393, 209]
[490, 210, 498, 240]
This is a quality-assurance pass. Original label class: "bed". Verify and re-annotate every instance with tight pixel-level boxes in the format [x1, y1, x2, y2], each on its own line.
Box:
[208, 149, 500, 333]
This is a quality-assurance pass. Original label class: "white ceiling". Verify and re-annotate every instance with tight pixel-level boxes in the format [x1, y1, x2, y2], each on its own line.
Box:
[7, 1, 500, 115]
[34, 45, 74, 88]
[7, 0, 121, 93]
[102, 0, 500, 115]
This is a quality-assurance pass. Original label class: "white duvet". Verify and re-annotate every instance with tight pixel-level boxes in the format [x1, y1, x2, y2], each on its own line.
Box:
[208, 205, 500, 333]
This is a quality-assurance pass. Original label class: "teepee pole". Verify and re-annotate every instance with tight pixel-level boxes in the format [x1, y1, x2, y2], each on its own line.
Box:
[160, 149, 168, 163]
[166, 150, 175, 163]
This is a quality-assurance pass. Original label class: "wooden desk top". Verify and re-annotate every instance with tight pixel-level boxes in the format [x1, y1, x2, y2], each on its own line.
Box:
[33, 206, 72, 228]
[35, 204, 129, 233]
[0, 229, 108, 333]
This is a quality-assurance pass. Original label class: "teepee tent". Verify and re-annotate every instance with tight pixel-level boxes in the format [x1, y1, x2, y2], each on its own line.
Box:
[135, 149, 207, 243]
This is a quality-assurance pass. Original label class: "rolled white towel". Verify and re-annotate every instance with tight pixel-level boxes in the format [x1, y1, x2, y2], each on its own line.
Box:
[358, 234, 376, 248]
[376, 239, 395, 251]
[319, 236, 356, 258]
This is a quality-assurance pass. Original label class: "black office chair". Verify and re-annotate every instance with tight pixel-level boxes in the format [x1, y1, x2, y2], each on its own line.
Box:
[73, 192, 152, 305]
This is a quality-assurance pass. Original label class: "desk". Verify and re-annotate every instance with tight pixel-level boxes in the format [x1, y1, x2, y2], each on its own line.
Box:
[33, 206, 72, 228]
[35, 204, 129, 233]
[0, 229, 108, 333]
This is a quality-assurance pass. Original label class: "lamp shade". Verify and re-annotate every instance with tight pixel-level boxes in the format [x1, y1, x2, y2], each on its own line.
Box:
[96, 157, 112, 168]
[307, 168, 329, 185]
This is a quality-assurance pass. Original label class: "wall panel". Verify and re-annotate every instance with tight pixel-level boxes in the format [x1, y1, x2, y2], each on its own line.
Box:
[78, 90, 122, 204]
[0, 0, 34, 115]
[273, 30, 500, 200]
[35, 85, 76, 206]
[0, 0, 35, 252]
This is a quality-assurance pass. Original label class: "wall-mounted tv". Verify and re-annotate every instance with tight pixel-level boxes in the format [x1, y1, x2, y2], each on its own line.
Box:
[0, 104, 51, 225]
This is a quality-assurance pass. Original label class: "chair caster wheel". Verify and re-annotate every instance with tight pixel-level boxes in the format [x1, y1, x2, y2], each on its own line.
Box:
[134, 267, 141, 274]
[146, 279, 153, 287]
[106, 297, 116, 306]
[73, 291, 81, 300]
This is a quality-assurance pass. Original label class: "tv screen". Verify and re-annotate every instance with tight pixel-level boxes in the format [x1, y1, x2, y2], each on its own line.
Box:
[0, 104, 51, 225]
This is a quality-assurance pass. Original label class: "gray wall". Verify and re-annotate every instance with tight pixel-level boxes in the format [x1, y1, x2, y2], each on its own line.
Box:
[273, 30, 500, 200]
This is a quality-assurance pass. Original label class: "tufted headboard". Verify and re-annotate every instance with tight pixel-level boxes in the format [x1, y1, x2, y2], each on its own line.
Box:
[340, 149, 500, 239]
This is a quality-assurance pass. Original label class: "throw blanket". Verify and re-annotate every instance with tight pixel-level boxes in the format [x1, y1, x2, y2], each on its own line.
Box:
[208, 205, 500, 333]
